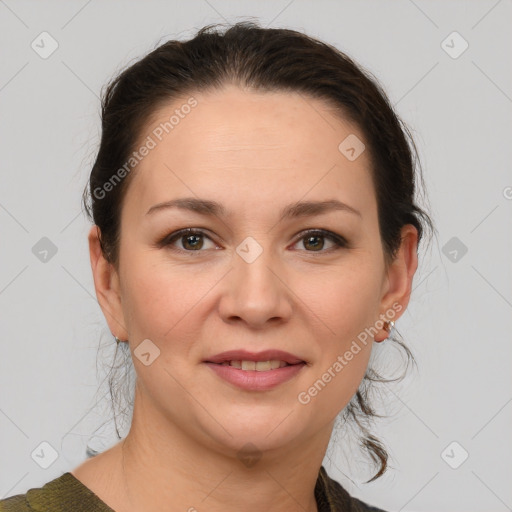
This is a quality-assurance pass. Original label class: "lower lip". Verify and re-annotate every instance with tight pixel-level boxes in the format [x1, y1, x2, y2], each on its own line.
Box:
[204, 362, 306, 391]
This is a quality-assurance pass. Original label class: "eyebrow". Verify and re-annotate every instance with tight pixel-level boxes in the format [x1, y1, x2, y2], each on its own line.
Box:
[146, 197, 362, 220]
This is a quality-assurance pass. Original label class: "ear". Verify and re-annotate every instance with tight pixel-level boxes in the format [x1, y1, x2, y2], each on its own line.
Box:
[374, 224, 419, 342]
[88, 225, 128, 341]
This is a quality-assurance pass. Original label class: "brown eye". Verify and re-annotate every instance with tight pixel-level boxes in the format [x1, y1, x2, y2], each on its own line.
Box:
[303, 234, 325, 251]
[160, 229, 217, 252]
[292, 230, 348, 252]
[180, 233, 204, 250]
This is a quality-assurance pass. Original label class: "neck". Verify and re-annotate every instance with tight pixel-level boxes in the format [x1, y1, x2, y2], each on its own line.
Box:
[98, 386, 335, 512]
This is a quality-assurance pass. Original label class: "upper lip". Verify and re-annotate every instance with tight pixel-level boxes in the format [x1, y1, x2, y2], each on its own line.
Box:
[204, 349, 305, 365]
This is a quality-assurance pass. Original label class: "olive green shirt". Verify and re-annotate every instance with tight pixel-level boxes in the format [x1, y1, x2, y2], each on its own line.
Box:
[0, 466, 386, 511]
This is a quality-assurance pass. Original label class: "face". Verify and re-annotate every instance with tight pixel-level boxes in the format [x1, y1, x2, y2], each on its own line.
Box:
[90, 84, 417, 460]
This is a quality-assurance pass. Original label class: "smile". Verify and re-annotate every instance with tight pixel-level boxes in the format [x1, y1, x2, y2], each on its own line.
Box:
[217, 360, 291, 371]
[204, 360, 306, 391]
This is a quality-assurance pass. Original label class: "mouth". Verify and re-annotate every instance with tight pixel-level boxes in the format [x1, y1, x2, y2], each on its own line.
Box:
[203, 350, 307, 391]
[211, 359, 299, 371]
[204, 349, 306, 370]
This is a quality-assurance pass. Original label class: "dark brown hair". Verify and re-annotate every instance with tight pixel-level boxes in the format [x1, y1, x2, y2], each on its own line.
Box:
[82, 21, 435, 483]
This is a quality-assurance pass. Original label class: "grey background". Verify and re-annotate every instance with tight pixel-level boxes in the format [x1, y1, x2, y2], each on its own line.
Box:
[1, 1, 511, 511]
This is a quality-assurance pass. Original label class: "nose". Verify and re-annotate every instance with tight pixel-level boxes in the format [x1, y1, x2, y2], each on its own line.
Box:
[217, 243, 293, 329]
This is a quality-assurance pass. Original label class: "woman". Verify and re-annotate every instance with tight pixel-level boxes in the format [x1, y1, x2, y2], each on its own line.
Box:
[1, 21, 432, 512]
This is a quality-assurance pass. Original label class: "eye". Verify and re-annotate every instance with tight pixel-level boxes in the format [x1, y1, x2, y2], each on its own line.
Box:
[158, 228, 219, 252]
[291, 229, 348, 252]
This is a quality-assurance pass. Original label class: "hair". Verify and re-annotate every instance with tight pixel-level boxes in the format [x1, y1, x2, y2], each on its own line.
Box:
[82, 21, 435, 483]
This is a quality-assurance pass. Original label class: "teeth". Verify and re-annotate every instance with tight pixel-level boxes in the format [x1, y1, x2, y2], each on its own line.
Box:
[241, 360, 256, 370]
[220, 360, 289, 371]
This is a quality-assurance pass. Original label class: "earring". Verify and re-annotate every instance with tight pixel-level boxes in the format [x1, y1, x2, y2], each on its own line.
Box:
[375, 320, 395, 343]
[384, 320, 395, 333]
[114, 335, 127, 344]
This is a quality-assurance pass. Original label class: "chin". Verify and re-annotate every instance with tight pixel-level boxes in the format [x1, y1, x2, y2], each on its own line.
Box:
[200, 409, 308, 455]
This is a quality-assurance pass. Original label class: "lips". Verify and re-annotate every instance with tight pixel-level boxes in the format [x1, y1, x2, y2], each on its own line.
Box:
[204, 349, 305, 366]
[204, 350, 307, 391]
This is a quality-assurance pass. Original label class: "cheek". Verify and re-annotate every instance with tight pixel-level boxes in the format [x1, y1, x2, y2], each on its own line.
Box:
[291, 262, 380, 407]
[295, 261, 382, 343]
[298, 279, 376, 416]
[119, 254, 215, 343]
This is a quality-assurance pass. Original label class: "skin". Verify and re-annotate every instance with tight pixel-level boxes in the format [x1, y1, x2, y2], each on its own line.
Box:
[73, 84, 418, 512]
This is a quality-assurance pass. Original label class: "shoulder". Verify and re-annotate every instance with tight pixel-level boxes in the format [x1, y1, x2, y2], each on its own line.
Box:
[0, 494, 31, 512]
[317, 466, 388, 512]
[0, 472, 114, 512]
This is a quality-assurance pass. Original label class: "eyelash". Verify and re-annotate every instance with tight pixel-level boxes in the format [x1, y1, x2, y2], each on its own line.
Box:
[157, 228, 348, 254]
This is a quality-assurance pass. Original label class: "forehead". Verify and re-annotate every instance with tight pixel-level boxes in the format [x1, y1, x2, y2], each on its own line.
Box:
[124, 85, 375, 220]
